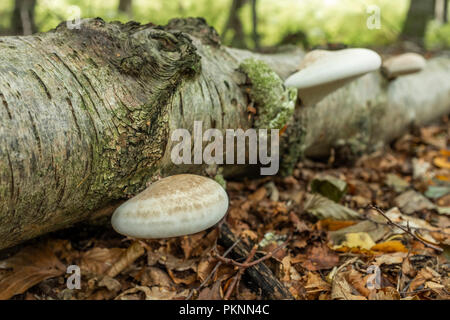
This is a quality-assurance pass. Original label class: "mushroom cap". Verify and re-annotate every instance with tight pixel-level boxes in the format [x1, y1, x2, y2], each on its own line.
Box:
[111, 174, 229, 239]
[381, 53, 426, 79]
[297, 49, 332, 70]
[284, 48, 381, 105]
[285, 48, 381, 89]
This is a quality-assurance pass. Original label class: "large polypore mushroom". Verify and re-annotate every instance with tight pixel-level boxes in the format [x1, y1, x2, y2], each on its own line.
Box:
[111, 174, 229, 239]
[381, 52, 427, 79]
[284, 48, 382, 105]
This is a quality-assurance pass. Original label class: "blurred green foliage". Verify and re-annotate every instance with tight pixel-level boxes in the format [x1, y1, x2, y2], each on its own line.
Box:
[1, 0, 449, 49]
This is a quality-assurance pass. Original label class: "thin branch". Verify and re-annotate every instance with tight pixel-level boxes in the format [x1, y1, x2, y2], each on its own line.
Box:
[214, 234, 291, 299]
[186, 235, 241, 300]
[362, 211, 450, 236]
[224, 244, 258, 300]
[214, 235, 291, 268]
[369, 205, 443, 252]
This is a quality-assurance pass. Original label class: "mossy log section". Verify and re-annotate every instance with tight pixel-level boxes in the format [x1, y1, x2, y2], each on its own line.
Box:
[0, 18, 450, 250]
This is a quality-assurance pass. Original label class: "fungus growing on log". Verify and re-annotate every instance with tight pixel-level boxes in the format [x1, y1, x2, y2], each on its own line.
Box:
[111, 174, 229, 239]
[284, 48, 382, 105]
[381, 52, 427, 79]
[297, 49, 331, 69]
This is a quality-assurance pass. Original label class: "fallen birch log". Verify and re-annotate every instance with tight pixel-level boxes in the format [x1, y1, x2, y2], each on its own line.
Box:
[0, 17, 449, 250]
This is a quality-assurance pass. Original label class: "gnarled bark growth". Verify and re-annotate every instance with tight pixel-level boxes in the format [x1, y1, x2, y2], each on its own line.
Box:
[0, 18, 449, 250]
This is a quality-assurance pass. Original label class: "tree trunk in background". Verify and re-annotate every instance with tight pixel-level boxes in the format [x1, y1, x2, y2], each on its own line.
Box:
[118, 0, 132, 17]
[251, 0, 260, 50]
[444, 0, 448, 23]
[222, 0, 247, 48]
[0, 18, 450, 250]
[10, 0, 37, 35]
[401, 0, 435, 47]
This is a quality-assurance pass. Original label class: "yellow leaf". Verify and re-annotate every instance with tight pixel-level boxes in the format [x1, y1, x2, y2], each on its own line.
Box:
[319, 219, 357, 231]
[433, 156, 450, 169]
[435, 175, 450, 182]
[333, 232, 375, 251]
[371, 240, 408, 253]
[439, 149, 450, 157]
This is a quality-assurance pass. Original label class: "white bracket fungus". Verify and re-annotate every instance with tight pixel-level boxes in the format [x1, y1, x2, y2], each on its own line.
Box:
[381, 52, 426, 79]
[111, 174, 229, 239]
[284, 48, 382, 106]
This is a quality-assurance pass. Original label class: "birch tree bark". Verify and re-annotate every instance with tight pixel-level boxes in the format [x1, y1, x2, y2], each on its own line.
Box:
[0, 17, 449, 250]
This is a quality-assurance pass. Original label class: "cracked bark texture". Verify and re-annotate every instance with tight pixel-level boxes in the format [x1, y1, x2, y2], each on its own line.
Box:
[0, 17, 450, 250]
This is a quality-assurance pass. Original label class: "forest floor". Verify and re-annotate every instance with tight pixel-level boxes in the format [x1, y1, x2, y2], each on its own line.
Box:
[0, 116, 449, 300]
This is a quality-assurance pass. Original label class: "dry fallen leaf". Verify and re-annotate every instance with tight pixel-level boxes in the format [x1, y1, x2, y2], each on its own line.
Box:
[197, 256, 217, 283]
[115, 285, 188, 300]
[0, 241, 66, 300]
[167, 269, 197, 285]
[345, 268, 370, 297]
[98, 275, 122, 292]
[80, 247, 125, 275]
[289, 212, 310, 232]
[106, 242, 145, 278]
[300, 244, 340, 271]
[180, 232, 206, 259]
[133, 266, 174, 288]
[304, 193, 360, 220]
[198, 279, 223, 300]
[331, 271, 366, 300]
[401, 256, 417, 278]
[248, 187, 267, 201]
[374, 252, 408, 265]
[408, 267, 436, 292]
[393, 190, 436, 214]
[371, 287, 400, 300]
[304, 272, 330, 294]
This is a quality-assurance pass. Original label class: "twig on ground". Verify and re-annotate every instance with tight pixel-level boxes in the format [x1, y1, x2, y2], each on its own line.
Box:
[186, 236, 241, 300]
[218, 223, 294, 299]
[214, 234, 291, 299]
[224, 244, 258, 300]
[214, 235, 291, 268]
[362, 211, 450, 236]
[369, 205, 443, 252]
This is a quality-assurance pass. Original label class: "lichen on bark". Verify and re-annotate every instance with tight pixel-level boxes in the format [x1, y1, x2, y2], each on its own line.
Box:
[238, 58, 296, 129]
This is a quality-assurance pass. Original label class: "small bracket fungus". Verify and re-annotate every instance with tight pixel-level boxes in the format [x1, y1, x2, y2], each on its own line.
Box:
[381, 52, 426, 79]
[111, 174, 229, 239]
[284, 48, 382, 106]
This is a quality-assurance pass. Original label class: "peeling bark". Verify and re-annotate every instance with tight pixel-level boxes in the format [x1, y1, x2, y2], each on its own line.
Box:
[0, 18, 449, 250]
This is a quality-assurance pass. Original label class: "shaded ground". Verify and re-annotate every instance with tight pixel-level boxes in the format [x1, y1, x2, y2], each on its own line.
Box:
[0, 116, 449, 300]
